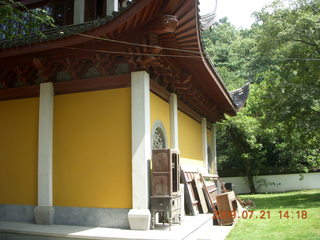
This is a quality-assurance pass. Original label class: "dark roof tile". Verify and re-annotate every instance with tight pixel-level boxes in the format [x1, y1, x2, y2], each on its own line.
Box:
[229, 83, 250, 110]
[0, 1, 134, 49]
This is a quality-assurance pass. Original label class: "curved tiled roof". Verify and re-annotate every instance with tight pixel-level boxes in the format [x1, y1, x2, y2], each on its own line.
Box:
[0, 1, 135, 49]
[200, 11, 216, 31]
[198, 2, 249, 112]
[229, 83, 250, 110]
[199, 0, 217, 31]
[0, 0, 246, 121]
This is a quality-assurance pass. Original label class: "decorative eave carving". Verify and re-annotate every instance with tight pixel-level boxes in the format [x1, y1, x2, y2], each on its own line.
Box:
[0, 44, 221, 121]
[146, 15, 179, 34]
[33, 57, 61, 81]
[0, 0, 236, 122]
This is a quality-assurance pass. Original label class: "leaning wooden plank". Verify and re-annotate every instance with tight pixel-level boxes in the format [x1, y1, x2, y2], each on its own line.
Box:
[201, 184, 216, 214]
[213, 202, 221, 225]
[187, 172, 200, 215]
[204, 192, 214, 213]
[195, 175, 208, 213]
[188, 172, 201, 212]
[199, 174, 221, 224]
[208, 184, 218, 202]
[217, 176, 227, 192]
[200, 174, 215, 209]
[181, 169, 196, 215]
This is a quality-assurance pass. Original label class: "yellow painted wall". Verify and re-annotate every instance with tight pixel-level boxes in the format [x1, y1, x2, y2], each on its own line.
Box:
[53, 88, 131, 208]
[0, 98, 39, 205]
[150, 93, 171, 148]
[178, 110, 203, 166]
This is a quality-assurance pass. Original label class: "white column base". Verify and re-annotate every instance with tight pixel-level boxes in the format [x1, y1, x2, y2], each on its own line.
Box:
[34, 206, 54, 225]
[128, 209, 151, 230]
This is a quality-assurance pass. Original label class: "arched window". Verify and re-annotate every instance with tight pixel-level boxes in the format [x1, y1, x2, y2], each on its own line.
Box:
[151, 120, 168, 150]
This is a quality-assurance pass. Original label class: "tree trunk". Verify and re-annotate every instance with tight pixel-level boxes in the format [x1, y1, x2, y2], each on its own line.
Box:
[244, 162, 257, 194]
[247, 174, 256, 194]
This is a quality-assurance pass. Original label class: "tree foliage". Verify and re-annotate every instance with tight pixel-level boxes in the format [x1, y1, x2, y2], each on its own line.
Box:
[204, 0, 320, 192]
[203, 18, 249, 90]
[0, 0, 54, 39]
[254, 0, 320, 169]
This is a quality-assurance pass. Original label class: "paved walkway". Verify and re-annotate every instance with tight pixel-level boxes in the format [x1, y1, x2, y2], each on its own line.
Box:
[0, 214, 234, 240]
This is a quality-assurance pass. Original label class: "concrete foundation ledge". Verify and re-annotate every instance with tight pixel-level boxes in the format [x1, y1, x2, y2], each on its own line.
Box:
[0, 204, 35, 223]
[1, 204, 130, 228]
[128, 209, 151, 230]
[34, 206, 55, 225]
[54, 206, 130, 228]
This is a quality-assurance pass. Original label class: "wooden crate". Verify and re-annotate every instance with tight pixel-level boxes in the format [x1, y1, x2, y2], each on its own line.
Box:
[216, 191, 238, 225]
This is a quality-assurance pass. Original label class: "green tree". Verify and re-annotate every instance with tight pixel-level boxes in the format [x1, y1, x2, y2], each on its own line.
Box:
[218, 114, 265, 193]
[0, 0, 54, 39]
[203, 18, 248, 90]
[204, 0, 320, 193]
[253, 0, 320, 169]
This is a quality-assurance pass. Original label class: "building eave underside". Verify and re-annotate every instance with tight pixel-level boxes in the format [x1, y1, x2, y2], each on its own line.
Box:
[0, 0, 238, 122]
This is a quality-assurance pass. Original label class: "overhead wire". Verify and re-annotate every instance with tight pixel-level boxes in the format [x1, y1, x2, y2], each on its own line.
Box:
[62, 46, 205, 61]
[62, 46, 320, 62]
[71, 32, 203, 55]
[62, 32, 320, 62]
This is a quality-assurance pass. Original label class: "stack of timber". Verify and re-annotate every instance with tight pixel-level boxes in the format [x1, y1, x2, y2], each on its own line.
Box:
[180, 169, 200, 215]
[201, 174, 219, 212]
[180, 167, 244, 226]
[181, 168, 222, 216]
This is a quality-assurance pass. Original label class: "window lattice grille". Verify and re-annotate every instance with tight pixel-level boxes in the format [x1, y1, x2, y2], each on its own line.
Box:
[152, 127, 165, 149]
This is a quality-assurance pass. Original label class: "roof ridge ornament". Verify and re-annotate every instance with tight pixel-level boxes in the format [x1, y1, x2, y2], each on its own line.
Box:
[199, 0, 218, 31]
[229, 83, 250, 110]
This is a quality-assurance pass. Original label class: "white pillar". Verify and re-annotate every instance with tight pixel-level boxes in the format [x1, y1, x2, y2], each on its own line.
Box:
[211, 124, 218, 175]
[202, 118, 208, 170]
[107, 0, 118, 16]
[128, 71, 151, 230]
[74, 0, 85, 24]
[169, 93, 178, 150]
[34, 82, 54, 225]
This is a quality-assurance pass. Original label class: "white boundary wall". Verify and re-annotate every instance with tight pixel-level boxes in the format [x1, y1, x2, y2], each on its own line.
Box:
[222, 172, 320, 194]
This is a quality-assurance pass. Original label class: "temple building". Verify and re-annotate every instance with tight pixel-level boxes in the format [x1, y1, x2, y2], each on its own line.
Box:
[0, 0, 248, 231]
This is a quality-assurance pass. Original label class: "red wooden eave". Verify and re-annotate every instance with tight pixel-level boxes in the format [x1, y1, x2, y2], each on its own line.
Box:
[0, 0, 238, 120]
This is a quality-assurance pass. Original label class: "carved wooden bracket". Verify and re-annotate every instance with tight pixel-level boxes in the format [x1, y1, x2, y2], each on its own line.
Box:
[0, 70, 16, 88]
[147, 15, 179, 34]
[33, 57, 61, 81]
[94, 54, 112, 76]
[15, 65, 37, 86]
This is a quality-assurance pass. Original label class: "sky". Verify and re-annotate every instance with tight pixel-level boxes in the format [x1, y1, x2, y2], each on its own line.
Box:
[199, 0, 274, 29]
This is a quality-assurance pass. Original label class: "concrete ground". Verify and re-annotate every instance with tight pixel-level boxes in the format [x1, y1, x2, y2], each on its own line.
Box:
[0, 214, 234, 240]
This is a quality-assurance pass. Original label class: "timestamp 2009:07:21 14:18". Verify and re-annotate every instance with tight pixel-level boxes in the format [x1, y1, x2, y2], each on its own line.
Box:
[212, 210, 308, 219]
